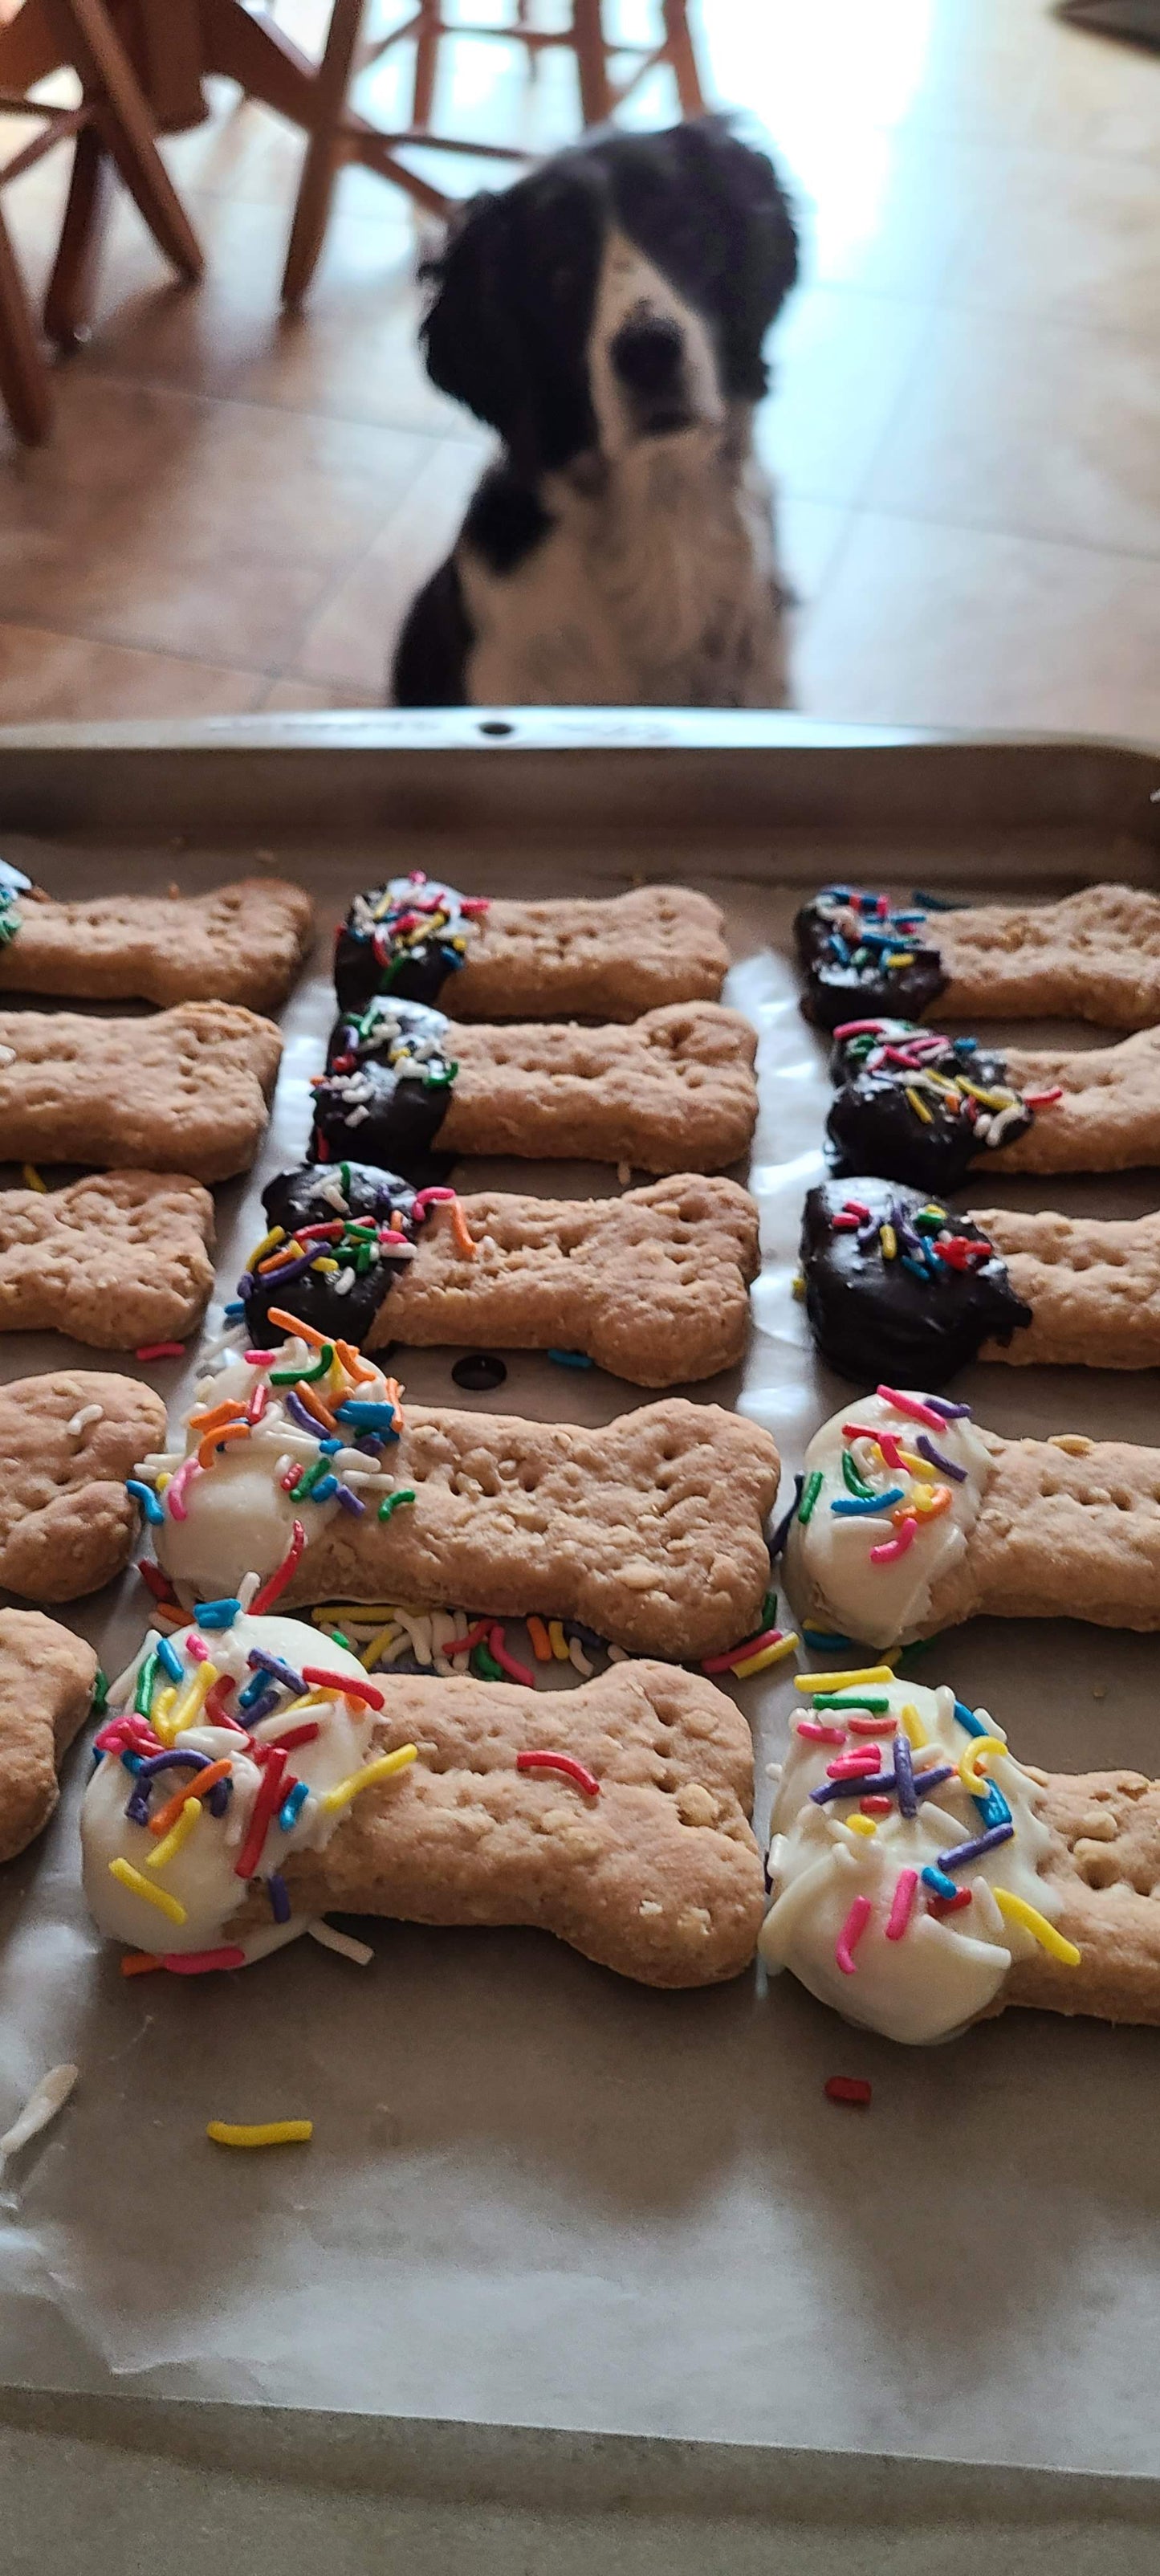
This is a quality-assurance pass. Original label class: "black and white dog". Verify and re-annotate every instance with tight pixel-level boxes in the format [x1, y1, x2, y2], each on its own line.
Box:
[392, 117, 799, 709]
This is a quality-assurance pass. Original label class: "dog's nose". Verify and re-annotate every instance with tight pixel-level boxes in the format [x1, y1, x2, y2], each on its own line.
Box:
[609, 313, 684, 396]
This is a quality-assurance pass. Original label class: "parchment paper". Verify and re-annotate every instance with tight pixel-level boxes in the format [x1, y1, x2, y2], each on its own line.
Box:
[2, 834, 1160, 2476]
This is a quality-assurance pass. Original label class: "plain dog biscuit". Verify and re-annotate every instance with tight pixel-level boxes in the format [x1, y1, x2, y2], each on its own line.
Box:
[0, 1001, 283, 1184]
[0, 1608, 97, 1866]
[0, 1369, 166, 1604]
[0, 1171, 215, 1350]
[0, 876, 313, 1012]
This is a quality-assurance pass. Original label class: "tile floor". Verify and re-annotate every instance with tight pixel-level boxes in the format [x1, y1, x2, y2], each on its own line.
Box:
[0, 0, 1158, 732]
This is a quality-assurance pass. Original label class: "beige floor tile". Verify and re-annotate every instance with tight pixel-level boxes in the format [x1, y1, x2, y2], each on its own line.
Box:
[942, 140, 1160, 335]
[289, 435, 489, 691]
[864, 304, 1160, 560]
[257, 675, 381, 711]
[795, 510, 1160, 738]
[775, 496, 852, 611]
[0, 623, 265, 719]
[757, 285, 930, 509]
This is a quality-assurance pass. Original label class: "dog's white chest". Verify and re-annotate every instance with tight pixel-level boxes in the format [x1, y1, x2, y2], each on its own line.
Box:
[461, 435, 788, 709]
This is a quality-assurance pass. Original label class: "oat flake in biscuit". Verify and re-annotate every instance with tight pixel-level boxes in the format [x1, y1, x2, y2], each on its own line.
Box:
[83, 1613, 764, 1986]
[0, 874, 313, 1013]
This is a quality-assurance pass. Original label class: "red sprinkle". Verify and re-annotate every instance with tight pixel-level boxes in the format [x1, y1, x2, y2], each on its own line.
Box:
[516, 1751, 600, 1797]
[848, 1714, 897, 1736]
[826, 1749, 881, 1779]
[163, 1946, 248, 1974]
[1022, 1086, 1063, 1108]
[243, 1349, 280, 1366]
[135, 1341, 186, 1361]
[301, 1666, 384, 1708]
[259, 1721, 320, 1752]
[842, 1200, 871, 1220]
[824, 2077, 872, 2108]
[860, 1795, 892, 1816]
[488, 1625, 536, 1688]
[234, 1747, 287, 1878]
[929, 1885, 973, 1916]
[443, 1620, 495, 1658]
[250, 1521, 306, 1616]
[701, 1626, 784, 1676]
[204, 1676, 246, 1734]
[137, 1559, 181, 1604]
[246, 1382, 270, 1427]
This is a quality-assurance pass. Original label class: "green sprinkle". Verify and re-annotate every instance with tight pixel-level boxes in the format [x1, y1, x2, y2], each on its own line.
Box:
[377, 1486, 417, 1522]
[91, 1668, 109, 1717]
[329, 1629, 353, 1654]
[470, 1644, 503, 1681]
[914, 1207, 948, 1233]
[798, 1469, 824, 1526]
[759, 1588, 779, 1629]
[133, 1649, 159, 1718]
[292, 1456, 331, 1501]
[841, 1449, 874, 1500]
[812, 1693, 890, 1713]
[356, 1244, 373, 1273]
[271, 1342, 334, 1387]
[340, 1162, 352, 1197]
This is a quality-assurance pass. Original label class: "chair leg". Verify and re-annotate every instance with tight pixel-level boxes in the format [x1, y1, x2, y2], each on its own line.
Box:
[53, 0, 204, 280]
[281, 0, 368, 308]
[412, 0, 440, 131]
[42, 120, 114, 348]
[570, 0, 612, 125]
[661, 0, 705, 114]
[0, 202, 51, 441]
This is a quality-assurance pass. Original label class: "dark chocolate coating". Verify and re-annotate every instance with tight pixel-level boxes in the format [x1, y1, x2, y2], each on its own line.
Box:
[827, 1022, 1033, 1192]
[796, 888, 947, 1031]
[242, 1161, 420, 1346]
[800, 1179, 1032, 1387]
[335, 875, 473, 1015]
[311, 997, 455, 1185]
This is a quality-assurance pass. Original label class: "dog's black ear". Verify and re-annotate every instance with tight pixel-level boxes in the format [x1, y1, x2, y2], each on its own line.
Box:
[676, 116, 799, 399]
[420, 192, 529, 441]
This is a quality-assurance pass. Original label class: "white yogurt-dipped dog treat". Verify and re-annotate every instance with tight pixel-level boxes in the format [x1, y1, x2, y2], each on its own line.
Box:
[782, 1387, 994, 1653]
[760, 1673, 1078, 2044]
[83, 1609, 412, 1968]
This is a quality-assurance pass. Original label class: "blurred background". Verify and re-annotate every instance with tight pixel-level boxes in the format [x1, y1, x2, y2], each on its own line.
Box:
[0, 0, 1157, 732]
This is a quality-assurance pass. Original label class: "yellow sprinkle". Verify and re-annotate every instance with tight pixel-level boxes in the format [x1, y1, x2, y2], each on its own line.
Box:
[898, 1700, 926, 1752]
[791, 1273, 805, 1301]
[206, 2120, 313, 2149]
[245, 1225, 284, 1273]
[359, 1621, 401, 1669]
[108, 1857, 187, 1926]
[732, 1632, 800, 1680]
[150, 1684, 178, 1746]
[166, 1661, 218, 1741]
[547, 1620, 569, 1662]
[956, 1078, 1015, 1110]
[156, 1472, 171, 1494]
[311, 1257, 340, 1274]
[879, 1223, 897, 1259]
[898, 1447, 938, 1482]
[845, 1815, 877, 1837]
[957, 1736, 1007, 1795]
[993, 1887, 1081, 1967]
[311, 1603, 397, 1624]
[320, 1743, 417, 1813]
[905, 1086, 934, 1125]
[147, 1796, 203, 1872]
[22, 1164, 47, 1192]
[796, 1666, 895, 1696]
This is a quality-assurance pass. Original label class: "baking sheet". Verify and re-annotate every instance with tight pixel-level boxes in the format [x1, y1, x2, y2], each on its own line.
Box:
[2, 725, 1160, 2476]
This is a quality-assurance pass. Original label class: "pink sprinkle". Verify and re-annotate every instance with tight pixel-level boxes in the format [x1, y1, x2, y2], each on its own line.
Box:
[166, 1457, 201, 1523]
[876, 1385, 946, 1431]
[186, 1635, 208, 1662]
[885, 1869, 918, 1941]
[162, 1946, 247, 1975]
[136, 1340, 185, 1361]
[796, 1718, 846, 1744]
[411, 1186, 457, 1215]
[489, 1624, 536, 1689]
[830, 1213, 859, 1232]
[1022, 1086, 1063, 1108]
[870, 1514, 918, 1565]
[836, 1895, 872, 1975]
[826, 1749, 881, 1779]
[841, 1200, 871, 1220]
[848, 1714, 897, 1736]
[843, 1422, 906, 1471]
[243, 1349, 279, 1367]
[832, 1018, 889, 1040]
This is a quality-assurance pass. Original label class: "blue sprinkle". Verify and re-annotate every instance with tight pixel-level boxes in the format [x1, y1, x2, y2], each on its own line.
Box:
[90, 1749, 104, 1772]
[952, 1036, 977, 1054]
[267, 1871, 291, 1924]
[547, 1349, 595, 1369]
[801, 1629, 854, 1651]
[157, 1635, 184, 1683]
[830, 1487, 905, 1517]
[311, 1473, 339, 1502]
[921, 1865, 958, 1900]
[952, 1699, 989, 1738]
[279, 1781, 310, 1831]
[900, 1254, 930, 1284]
[222, 1299, 246, 1319]
[196, 1597, 241, 1630]
[320, 1437, 342, 1454]
[336, 1400, 397, 1431]
[126, 1478, 165, 1525]
[120, 1750, 144, 1774]
[239, 1686, 279, 1727]
[974, 1782, 1012, 1829]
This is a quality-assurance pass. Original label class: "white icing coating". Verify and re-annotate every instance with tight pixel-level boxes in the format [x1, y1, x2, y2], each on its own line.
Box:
[138, 1338, 403, 1604]
[759, 1677, 1062, 2045]
[81, 1612, 380, 1964]
[784, 1389, 994, 1650]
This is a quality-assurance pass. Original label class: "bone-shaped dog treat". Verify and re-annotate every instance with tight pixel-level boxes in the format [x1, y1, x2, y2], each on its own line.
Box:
[0, 874, 314, 1012]
[797, 882, 1160, 1033]
[336, 876, 730, 1021]
[312, 999, 759, 1179]
[1003, 1770, 1160, 2028]
[826, 1018, 1160, 1190]
[143, 1342, 780, 1658]
[974, 1206, 1160, 1368]
[782, 1387, 1160, 1652]
[996, 1026, 1160, 1173]
[243, 1164, 759, 1385]
[0, 1171, 215, 1350]
[0, 1369, 165, 1604]
[0, 1608, 97, 1865]
[0, 1002, 283, 1184]
[82, 1613, 764, 1985]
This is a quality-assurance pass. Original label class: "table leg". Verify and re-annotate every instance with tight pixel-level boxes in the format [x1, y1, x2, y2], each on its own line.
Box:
[59, 0, 203, 281]
[0, 201, 51, 439]
[281, 0, 367, 308]
[41, 120, 112, 347]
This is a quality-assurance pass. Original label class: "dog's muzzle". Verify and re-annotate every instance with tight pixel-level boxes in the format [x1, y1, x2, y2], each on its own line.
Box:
[608, 313, 690, 433]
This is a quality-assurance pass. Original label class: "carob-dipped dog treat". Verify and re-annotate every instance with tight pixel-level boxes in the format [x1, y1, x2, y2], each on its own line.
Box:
[335, 874, 729, 1021]
[0, 1171, 215, 1351]
[0, 1608, 97, 1865]
[0, 1369, 166, 1604]
[797, 882, 1160, 1033]
[799, 1181, 1032, 1385]
[0, 870, 313, 1013]
[138, 1338, 780, 1658]
[761, 1673, 1081, 2043]
[311, 997, 759, 1180]
[82, 1612, 765, 1986]
[782, 1387, 1160, 1652]
[0, 1001, 284, 1184]
[826, 1020, 1044, 1190]
[237, 1162, 759, 1387]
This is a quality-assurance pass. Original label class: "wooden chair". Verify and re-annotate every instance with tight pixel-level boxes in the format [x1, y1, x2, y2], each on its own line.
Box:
[0, 0, 203, 381]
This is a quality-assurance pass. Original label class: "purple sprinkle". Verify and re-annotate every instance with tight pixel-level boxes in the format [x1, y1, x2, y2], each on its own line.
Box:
[926, 1396, 972, 1420]
[809, 1763, 955, 1808]
[938, 1822, 1015, 1873]
[284, 1388, 324, 1437]
[246, 1649, 305, 1694]
[125, 1788, 152, 1825]
[916, 1433, 968, 1484]
[268, 1870, 291, 1924]
[237, 1270, 254, 1302]
[134, 1750, 212, 1781]
[259, 1248, 318, 1290]
[893, 1729, 918, 1818]
[335, 1482, 365, 1514]
[208, 1777, 233, 1818]
[239, 1686, 279, 1728]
